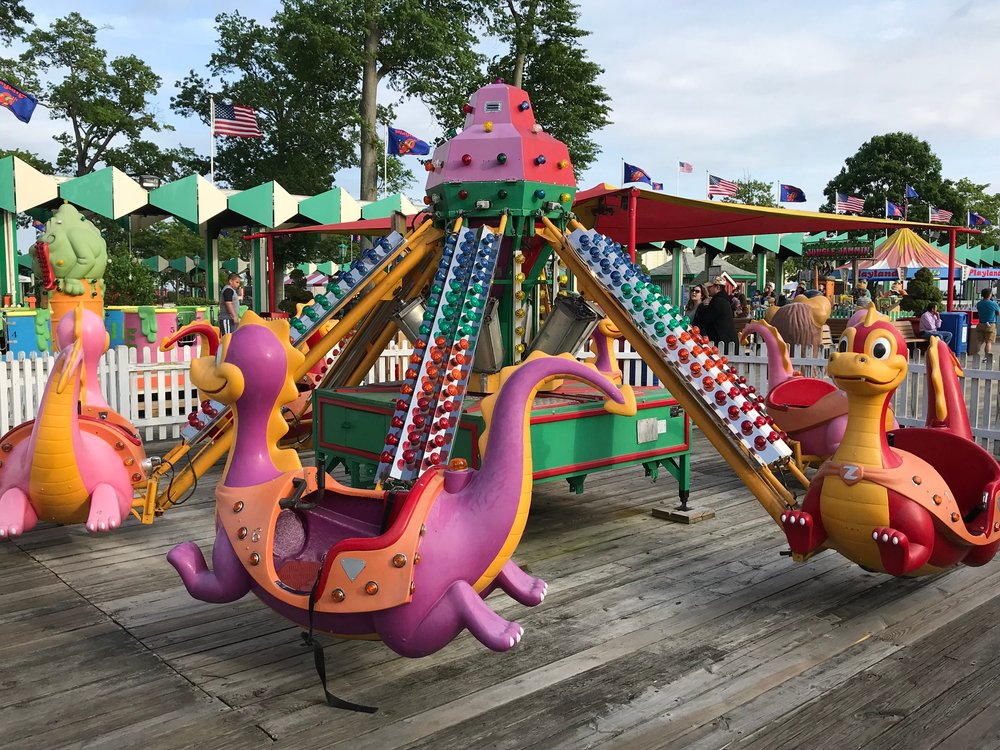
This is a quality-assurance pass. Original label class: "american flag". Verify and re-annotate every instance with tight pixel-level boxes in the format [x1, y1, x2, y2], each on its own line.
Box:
[707, 174, 738, 197]
[930, 206, 953, 223]
[213, 102, 262, 138]
[678, 161, 694, 173]
[835, 192, 865, 213]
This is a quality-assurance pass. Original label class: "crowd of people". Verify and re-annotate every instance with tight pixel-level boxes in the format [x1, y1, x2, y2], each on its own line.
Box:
[679, 273, 1000, 359]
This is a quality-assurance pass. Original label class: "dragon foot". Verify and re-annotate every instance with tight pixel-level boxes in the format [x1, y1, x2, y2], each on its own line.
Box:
[494, 560, 548, 607]
[0, 487, 38, 538]
[167, 529, 252, 604]
[86, 483, 127, 533]
[872, 527, 928, 576]
[780, 510, 823, 555]
[449, 580, 524, 652]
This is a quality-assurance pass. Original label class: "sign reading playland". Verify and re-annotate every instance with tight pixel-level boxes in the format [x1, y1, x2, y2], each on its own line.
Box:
[803, 240, 875, 260]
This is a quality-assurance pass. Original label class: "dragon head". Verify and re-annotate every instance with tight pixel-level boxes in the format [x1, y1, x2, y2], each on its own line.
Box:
[164, 311, 304, 409]
[828, 304, 907, 396]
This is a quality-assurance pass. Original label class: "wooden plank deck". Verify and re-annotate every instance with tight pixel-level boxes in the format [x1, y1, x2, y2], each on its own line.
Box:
[4, 431, 1000, 749]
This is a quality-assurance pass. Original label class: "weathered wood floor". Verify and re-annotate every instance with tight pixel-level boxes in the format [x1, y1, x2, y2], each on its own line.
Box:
[4, 430, 1000, 749]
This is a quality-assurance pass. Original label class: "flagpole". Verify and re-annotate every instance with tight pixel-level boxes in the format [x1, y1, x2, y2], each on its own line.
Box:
[209, 95, 215, 184]
[706, 170, 710, 200]
[383, 124, 388, 199]
[904, 188, 908, 221]
[676, 162, 680, 196]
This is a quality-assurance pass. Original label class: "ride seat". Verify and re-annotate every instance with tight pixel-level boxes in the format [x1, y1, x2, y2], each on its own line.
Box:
[769, 378, 838, 409]
[890, 428, 1000, 534]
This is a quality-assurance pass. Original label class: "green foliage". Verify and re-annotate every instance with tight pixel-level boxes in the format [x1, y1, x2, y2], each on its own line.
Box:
[5, 12, 170, 176]
[720, 177, 778, 208]
[821, 132, 952, 219]
[485, 0, 612, 173]
[901, 267, 943, 314]
[272, 0, 487, 200]
[380, 151, 416, 196]
[130, 220, 242, 262]
[952, 177, 999, 247]
[0, 0, 32, 39]
[104, 248, 158, 305]
[103, 141, 209, 184]
[173, 296, 211, 307]
[172, 10, 357, 193]
[278, 268, 314, 314]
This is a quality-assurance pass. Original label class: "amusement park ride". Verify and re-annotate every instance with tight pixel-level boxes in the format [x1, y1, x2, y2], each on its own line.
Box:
[4, 80, 1000, 708]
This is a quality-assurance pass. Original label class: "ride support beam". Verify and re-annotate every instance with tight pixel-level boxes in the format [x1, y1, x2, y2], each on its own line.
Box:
[204, 233, 221, 302]
[0, 210, 19, 304]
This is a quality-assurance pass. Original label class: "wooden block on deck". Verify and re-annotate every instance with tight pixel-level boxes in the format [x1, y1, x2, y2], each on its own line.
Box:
[651, 505, 716, 524]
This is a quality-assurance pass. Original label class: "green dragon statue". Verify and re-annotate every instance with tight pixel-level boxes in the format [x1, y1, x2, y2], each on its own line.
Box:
[31, 203, 107, 297]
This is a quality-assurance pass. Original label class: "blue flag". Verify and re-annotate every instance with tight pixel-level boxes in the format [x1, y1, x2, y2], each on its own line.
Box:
[387, 127, 430, 156]
[779, 184, 806, 202]
[970, 211, 992, 227]
[905, 185, 920, 199]
[0, 78, 37, 123]
[623, 162, 652, 186]
[886, 200, 903, 218]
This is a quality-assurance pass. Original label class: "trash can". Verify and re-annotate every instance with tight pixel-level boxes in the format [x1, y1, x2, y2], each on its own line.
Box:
[939, 311, 968, 354]
[105, 306, 127, 347]
[123, 306, 179, 362]
[5, 310, 46, 355]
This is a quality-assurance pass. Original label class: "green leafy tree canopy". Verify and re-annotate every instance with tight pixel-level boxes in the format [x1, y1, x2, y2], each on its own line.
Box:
[902, 267, 943, 314]
[4, 12, 170, 176]
[821, 132, 952, 220]
[484, 0, 611, 173]
[0, 0, 32, 39]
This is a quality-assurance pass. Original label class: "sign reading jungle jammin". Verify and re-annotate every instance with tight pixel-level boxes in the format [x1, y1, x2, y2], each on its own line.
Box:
[803, 241, 875, 260]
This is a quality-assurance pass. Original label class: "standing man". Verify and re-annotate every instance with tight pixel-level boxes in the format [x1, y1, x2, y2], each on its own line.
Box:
[700, 276, 739, 351]
[976, 288, 1000, 359]
[219, 273, 242, 335]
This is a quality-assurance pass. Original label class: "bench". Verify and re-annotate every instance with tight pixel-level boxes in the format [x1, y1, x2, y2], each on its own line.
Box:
[827, 316, 925, 350]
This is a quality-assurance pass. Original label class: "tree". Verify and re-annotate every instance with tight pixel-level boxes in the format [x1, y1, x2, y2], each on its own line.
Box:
[719, 177, 777, 274]
[485, 0, 611, 173]
[103, 142, 208, 184]
[0, 0, 32, 38]
[821, 132, 955, 220]
[172, 10, 358, 194]
[4, 13, 170, 176]
[278, 268, 314, 314]
[950, 177, 999, 247]
[272, 0, 486, 201]
[380, 148, 416, 196]
[720, 177, 777, 208]
[902, 267, 943, 314]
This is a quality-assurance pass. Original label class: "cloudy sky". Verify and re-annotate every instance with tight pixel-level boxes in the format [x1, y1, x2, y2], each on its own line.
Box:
[6, 0, 1000, 213]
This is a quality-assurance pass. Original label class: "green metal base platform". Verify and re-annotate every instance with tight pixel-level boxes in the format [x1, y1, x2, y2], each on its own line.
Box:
[313, 384, 692, 501]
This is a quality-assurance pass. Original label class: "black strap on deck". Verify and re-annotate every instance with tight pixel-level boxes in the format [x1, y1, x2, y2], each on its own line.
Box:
[302, 568, 378, 713]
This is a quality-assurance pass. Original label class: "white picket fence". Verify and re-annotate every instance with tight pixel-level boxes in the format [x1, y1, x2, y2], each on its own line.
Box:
[614, 339, 1000, 454]
[5, 337, 1000, 452]
[1, 344, 205, 441]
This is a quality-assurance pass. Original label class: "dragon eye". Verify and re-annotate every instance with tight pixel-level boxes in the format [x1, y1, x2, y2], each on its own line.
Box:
[871, 336, 892, 360]
[837, 337, 848, 353]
